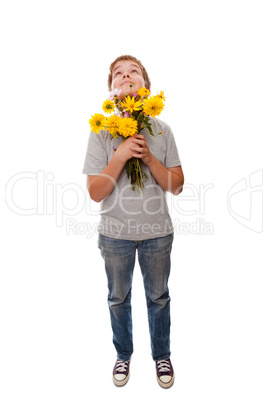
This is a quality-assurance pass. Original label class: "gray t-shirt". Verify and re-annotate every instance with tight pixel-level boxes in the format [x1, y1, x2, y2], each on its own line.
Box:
[82, 117, 181, 240]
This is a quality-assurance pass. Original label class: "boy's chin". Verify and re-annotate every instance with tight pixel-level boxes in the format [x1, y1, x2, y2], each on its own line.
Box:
[119, 90, 136, 100]
[120, 89, 128, 96]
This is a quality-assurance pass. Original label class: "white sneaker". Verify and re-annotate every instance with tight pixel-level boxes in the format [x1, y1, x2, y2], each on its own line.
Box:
[156, 358, 175, 388]
[113, 359, 130, 387]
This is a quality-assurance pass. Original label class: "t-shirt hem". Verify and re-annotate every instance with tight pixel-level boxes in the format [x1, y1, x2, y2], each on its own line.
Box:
[97, 229, 174, 241]
[82, 170, 102, 175]
[166, 161, 181, 168]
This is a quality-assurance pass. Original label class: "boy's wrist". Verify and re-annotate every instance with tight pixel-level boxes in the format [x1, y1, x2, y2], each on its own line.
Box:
[112, 149, 128, 167]
[146, 153, 157, 168]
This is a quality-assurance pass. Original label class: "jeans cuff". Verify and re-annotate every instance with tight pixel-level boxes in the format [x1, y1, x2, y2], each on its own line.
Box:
[117, 353, 132, 362]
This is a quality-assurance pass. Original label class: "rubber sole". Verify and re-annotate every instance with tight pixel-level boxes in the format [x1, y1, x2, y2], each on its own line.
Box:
[113, 372, 130, 387]
[157, 373, 175, 388]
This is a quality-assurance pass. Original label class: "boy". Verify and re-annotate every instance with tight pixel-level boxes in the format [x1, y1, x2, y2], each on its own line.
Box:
[83, 55, 184, 388]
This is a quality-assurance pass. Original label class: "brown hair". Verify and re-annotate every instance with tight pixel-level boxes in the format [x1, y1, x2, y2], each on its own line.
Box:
[108, 55, 151, 91]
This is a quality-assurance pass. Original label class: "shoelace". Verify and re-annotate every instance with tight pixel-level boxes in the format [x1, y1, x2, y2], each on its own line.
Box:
[115, 360, 128, 373]
[157, 360, 171, 373]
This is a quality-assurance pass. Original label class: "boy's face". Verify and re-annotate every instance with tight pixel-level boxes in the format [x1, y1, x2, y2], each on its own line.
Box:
[111, 60, 146, 99]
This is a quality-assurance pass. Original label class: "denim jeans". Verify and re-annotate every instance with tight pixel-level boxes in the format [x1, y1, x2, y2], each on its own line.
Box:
[98, 232, 174, 361]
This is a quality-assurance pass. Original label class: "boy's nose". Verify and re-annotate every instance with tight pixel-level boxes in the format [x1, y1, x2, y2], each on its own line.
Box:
[123, 73, 130, 79]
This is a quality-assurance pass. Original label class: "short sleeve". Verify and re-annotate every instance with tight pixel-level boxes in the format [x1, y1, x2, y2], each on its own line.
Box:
[82, 130, 108, 175]
[164, 124, 181, 168]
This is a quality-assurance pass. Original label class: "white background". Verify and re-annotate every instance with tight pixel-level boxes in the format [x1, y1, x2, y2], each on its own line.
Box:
[1, 0, 267, 401]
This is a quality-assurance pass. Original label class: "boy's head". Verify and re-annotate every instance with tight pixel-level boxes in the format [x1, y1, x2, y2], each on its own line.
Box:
[108, 55, 151, 99]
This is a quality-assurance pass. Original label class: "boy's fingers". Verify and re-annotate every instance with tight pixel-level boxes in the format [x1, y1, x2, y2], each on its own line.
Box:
[131, 146, 143, 153]
[132, 138, 144, 145]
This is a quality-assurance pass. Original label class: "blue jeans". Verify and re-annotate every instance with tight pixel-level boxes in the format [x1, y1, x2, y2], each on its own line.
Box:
[98, 232, 174, 361]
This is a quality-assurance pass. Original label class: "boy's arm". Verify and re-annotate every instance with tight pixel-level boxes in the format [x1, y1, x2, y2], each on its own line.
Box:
[87, 136, 134, 202]
[130, 134, 184, 195]
[147, 158, 184, 195]
[87, 155, 124, 203]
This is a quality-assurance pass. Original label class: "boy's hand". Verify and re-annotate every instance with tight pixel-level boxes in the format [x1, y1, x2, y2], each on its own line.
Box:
[115, 136, 137, 164]
[129, 134, 153, 166]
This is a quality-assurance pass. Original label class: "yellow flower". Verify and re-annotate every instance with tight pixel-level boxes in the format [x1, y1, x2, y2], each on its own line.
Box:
[102, 99, 115, 114]
[156, 90, 166, 101]
[89, 113, 106, 134]
[137, 87, 151, 97]
[118, 118, 138, 138]
[121, 96, 143, 113]
[143, 96, 164, 118]
[106, 115, 121, 138]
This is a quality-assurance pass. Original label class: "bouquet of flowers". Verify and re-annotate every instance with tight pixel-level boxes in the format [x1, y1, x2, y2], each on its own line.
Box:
[89, 86, 166, 193]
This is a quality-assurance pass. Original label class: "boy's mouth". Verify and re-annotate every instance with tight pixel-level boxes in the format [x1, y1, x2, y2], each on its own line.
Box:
[121, 80, 133, 86]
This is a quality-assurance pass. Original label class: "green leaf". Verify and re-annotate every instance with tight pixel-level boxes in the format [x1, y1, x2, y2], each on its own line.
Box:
[143, 119, 155, 136]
